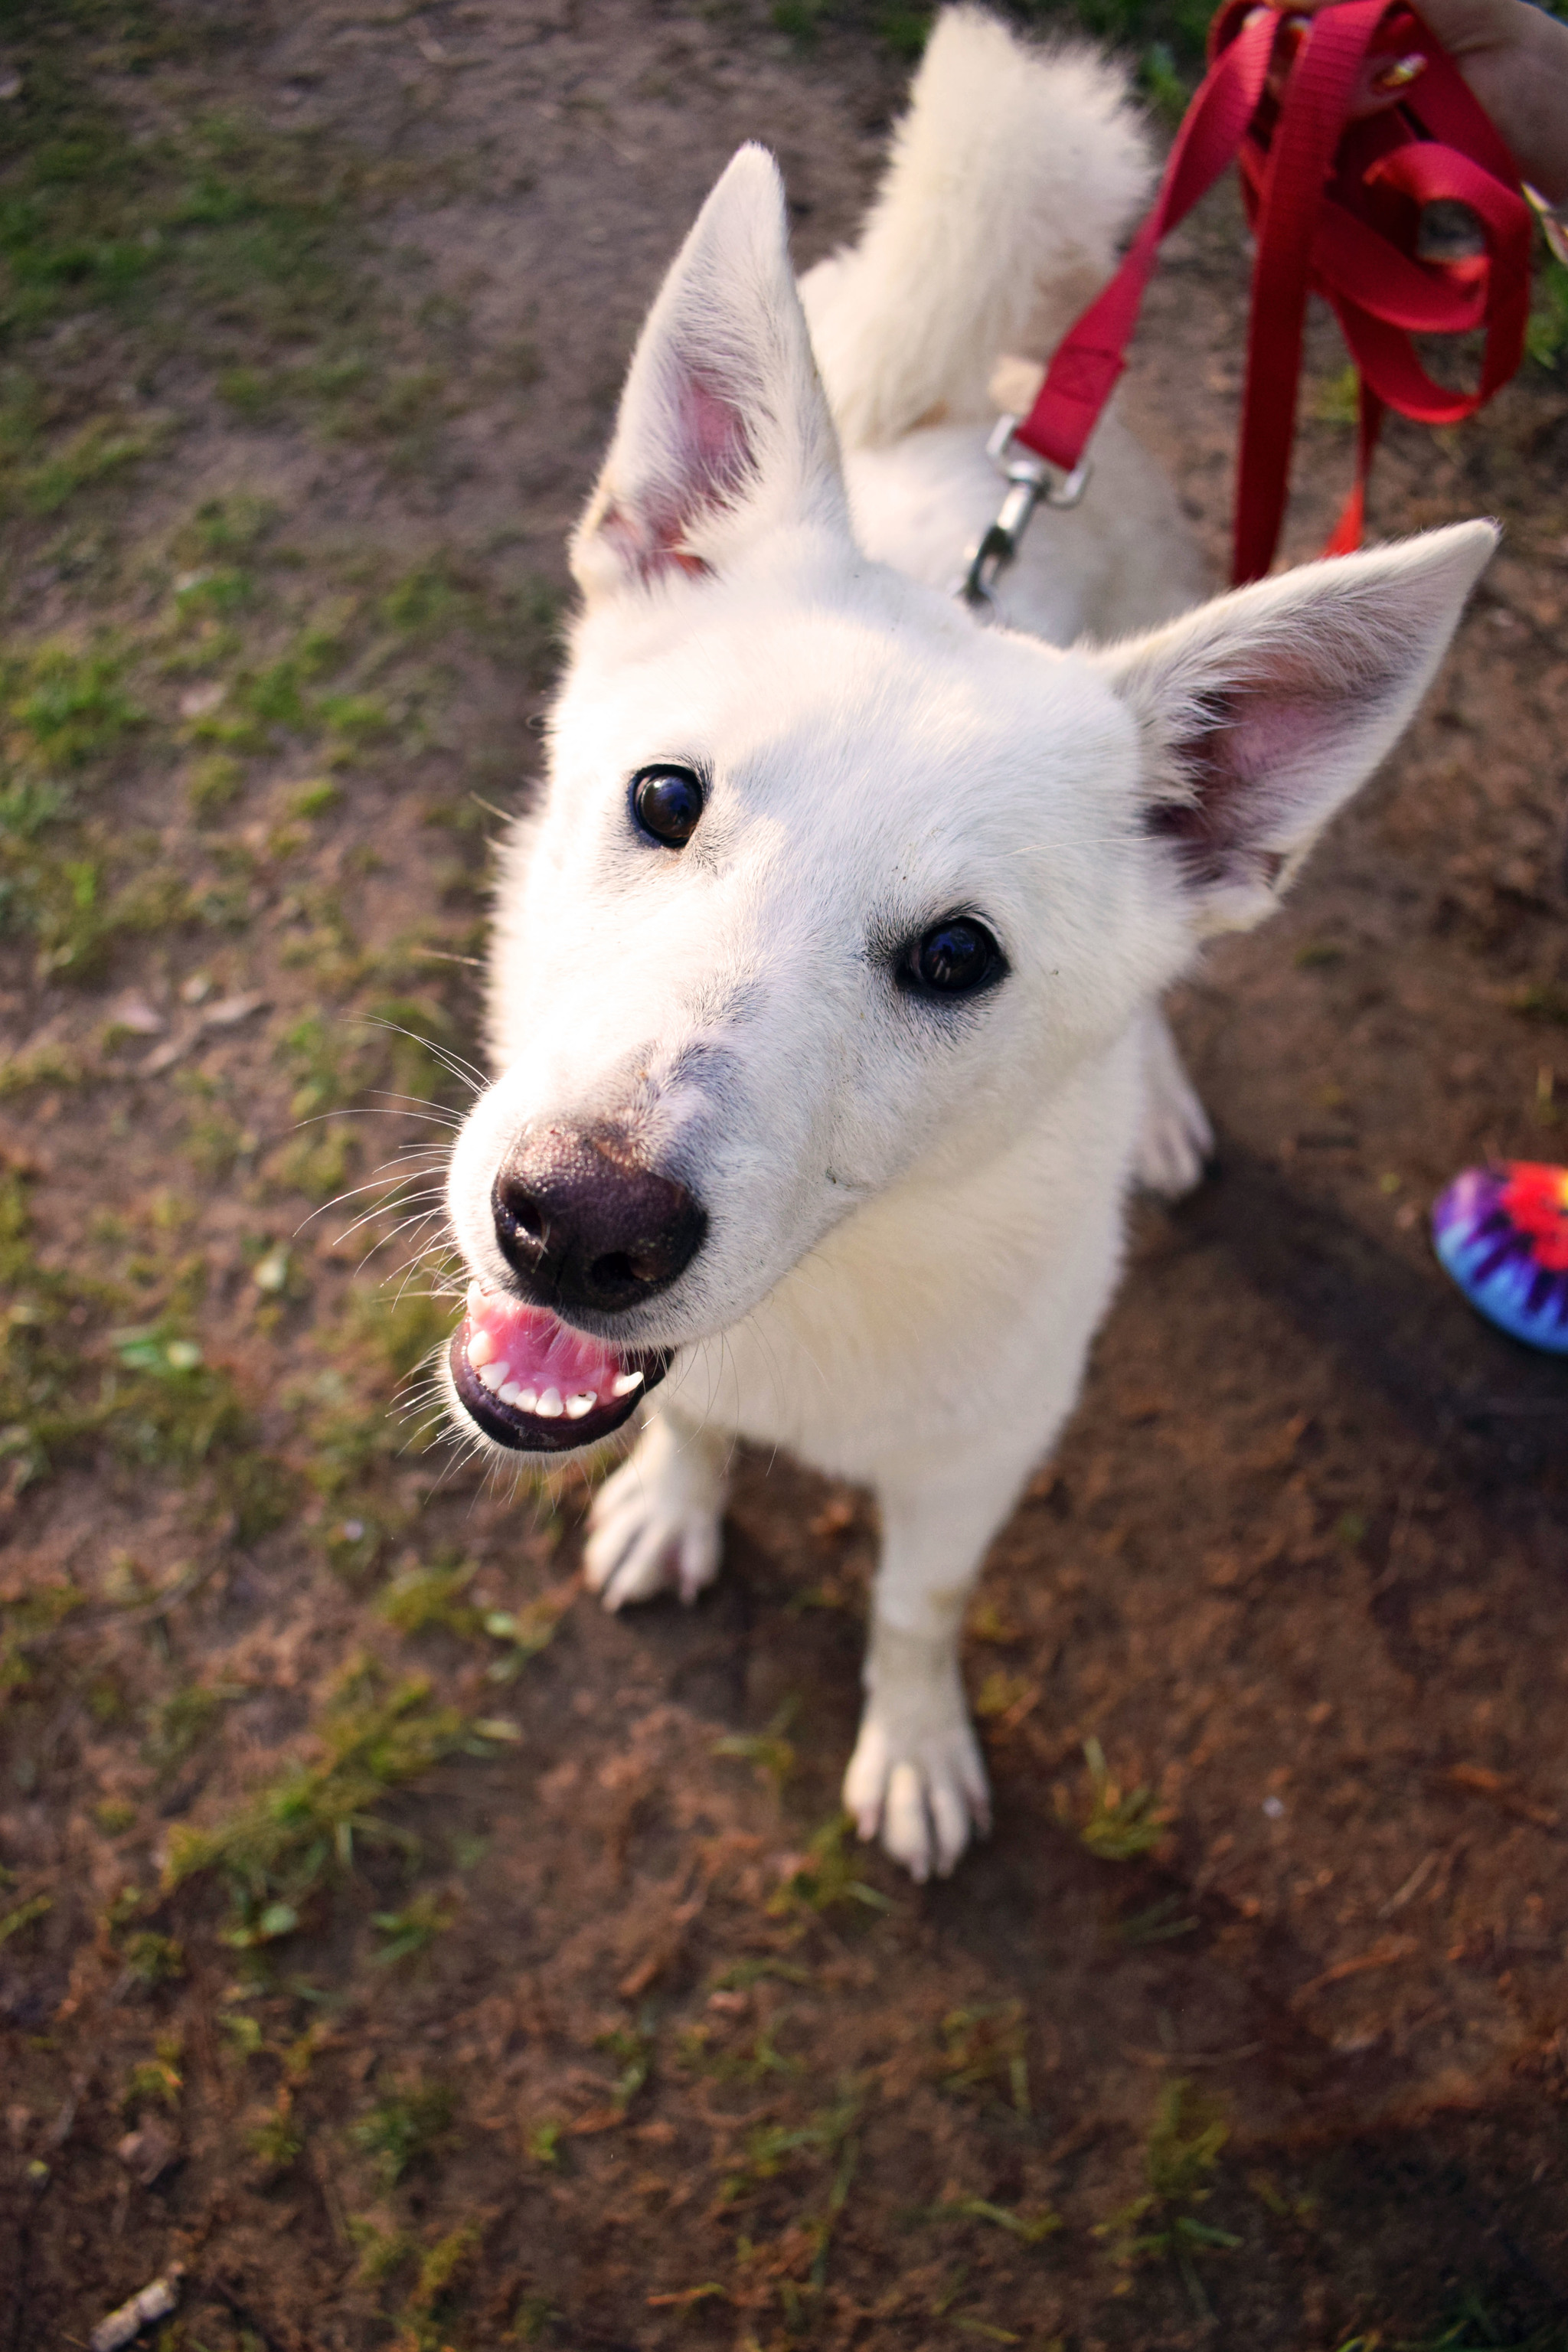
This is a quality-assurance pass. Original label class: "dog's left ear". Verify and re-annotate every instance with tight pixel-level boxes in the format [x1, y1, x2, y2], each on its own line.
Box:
[1093, 520, 1497, 936]
[571, 146, 849, 606]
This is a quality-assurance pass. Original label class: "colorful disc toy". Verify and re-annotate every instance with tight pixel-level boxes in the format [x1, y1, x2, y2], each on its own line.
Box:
[1431, 1161, 1568, 1355]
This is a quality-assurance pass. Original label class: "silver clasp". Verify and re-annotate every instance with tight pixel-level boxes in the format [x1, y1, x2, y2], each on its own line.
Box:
[956, 414, 1091, 616]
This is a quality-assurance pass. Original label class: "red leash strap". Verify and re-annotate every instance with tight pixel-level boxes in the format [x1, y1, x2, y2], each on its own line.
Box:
[1011, 0, 1537, 586]
[1009, 4, 1277, 480]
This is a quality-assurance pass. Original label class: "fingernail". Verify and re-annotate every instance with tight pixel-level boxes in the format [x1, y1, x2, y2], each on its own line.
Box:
[1374, 51, 1426, 90]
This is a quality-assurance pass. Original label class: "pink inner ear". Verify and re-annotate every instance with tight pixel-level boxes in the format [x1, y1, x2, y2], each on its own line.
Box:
[603, 361, 756, 587]
[1147, 658, 1352, 887]
[681, 371, 752, 501]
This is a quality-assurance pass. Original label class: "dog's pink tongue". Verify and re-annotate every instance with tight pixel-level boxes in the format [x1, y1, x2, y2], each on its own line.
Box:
[459, 1285, 639, 1420]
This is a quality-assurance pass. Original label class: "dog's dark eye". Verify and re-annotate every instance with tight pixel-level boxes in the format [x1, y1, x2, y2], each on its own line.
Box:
[632, 765, 704, 848]
[902, 916, 1004, 999]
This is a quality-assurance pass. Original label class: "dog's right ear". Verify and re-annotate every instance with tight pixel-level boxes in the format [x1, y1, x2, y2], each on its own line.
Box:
[570, 146, 850, 606]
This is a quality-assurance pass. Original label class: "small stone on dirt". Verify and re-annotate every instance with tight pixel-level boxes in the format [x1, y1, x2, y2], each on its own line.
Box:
[115, 2118, 179, 2186]
[202, 991, 268, 1027]
[90, 2263, 184, 2352]
[113, 997, 165, 1037]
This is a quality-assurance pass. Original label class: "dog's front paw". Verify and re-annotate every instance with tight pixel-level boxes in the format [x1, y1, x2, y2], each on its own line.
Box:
[843, 1693, 991, 1883]
[1135, 1009, 1214, 1200]
[583, 1414, 725, 1612]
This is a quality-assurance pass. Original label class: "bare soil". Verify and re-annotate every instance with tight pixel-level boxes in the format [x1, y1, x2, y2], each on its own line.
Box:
[2, 5, 1566, 2350]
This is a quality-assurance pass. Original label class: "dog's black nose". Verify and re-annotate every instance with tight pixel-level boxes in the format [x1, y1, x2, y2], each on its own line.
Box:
[492, 1127, 706, 1315]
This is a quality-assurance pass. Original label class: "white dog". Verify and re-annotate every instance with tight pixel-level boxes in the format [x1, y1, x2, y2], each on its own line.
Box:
[441, 8, 1494, 1880]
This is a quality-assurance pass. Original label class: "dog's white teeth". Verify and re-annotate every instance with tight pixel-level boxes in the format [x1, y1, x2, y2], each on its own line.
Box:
[466, 1281, 485, 1312]
[535, 1387, 564, 1418]
[478, 1359, 509, 1393]
[517, 1387, 538, 1413]
[610, 1370, 645, 1397]
[467, 1329, 496, 1369]
[498, 1381, 524, 1406]
[565, 1391, 596, 1419]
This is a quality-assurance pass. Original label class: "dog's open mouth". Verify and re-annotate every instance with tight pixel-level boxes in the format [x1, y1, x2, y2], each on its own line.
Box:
[449, 1285, 670, 1453]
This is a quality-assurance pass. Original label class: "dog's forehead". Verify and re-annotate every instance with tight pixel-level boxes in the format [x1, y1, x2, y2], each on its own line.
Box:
[561, 577, 1127, 838]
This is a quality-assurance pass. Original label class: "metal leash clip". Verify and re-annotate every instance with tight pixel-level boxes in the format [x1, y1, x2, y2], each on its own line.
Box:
[956, 413, 1091, 615]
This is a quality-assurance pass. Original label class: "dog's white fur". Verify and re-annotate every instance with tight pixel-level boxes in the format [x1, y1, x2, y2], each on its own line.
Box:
[444, 8, 1494, 1880]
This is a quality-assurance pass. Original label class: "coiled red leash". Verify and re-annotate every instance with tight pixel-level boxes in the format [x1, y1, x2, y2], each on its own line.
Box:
[960, 0, 1538, 602]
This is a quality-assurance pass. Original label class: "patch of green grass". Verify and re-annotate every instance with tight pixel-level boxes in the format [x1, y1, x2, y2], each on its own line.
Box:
[377, 1560, 482, 1640]
[279, 1010, 362, 1119]
[0, 645, 207, 980]
[350, 2216, 417, 2285]
[144, 1680, 233, 1776]
[351, 2076, 455, 2187]
[287, 776, 340, 819]
[724, 2081, 862, 2200]
[181, 1089, 256, 1181]
[680, 2017, 805, 2085]
[403, 2223, 481, 2343]
[479, 1592, 565, 1681]
[367, 991, 469, 1107]
[1117, 1893, 1199, 1945]
[371, 1889, 455, 1966]
[348, 1282, 454, 1382]
[221, 2011, 265, 2060]
[122, 2042, 183, 2112]
[24, 847, 194, 981]
[710, 1956, 814, 1993]
[187, 750, 245, 820]
[1096, 2078, 1240, 2314]
[247, 2087, 304, 2174]
[1069, 1736, 1168, 1860]
[929, 2196, 1062, 2246]
[2, 1169, 289, 1530]
[1510, 982, 1568, 1025]
[937, 2000, 1031, 2118]
[595, 2012, 656, 2114]
[0, 773, 70, 842]
[0, 23, 369, 410]
[162, 1675, 469, 1941]
[721, 2081, 863, 2315]
[4, 641, 142, 769]
[380, 557, 478, 638]
[120, 1929, 185, 1987]
[768, 1814, 895, 1922]
[299, 1375, 400, 1513]
[1527, 253, 1568, 371]
[1314, 363, 1363, 427]
[0, 1037, 86, 1095]
[18, 413, 162, 513]
[771, 0, 926, 51]
[0, 1892, 51, 1945]
[181, 494, 279, 560]
[713, 1699, 797, 1792]
[0, 1576, 84, 1698]
[273, 1126, 357, 1204]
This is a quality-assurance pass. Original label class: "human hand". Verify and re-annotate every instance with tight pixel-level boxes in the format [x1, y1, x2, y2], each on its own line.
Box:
[1269, 0, 1568, 201]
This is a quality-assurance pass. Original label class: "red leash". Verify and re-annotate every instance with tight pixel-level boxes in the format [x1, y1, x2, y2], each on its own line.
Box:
[1008, 0, 1537, 587]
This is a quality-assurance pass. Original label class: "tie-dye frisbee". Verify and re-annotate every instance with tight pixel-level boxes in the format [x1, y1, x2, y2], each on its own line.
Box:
[1431, 1161, 1568, 1354]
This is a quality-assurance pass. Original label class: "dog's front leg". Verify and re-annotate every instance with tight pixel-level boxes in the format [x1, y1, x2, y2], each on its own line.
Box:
[844, 1449, 1030, 1883]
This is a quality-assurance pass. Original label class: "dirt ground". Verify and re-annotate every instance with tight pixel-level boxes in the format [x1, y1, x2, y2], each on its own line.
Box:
[2, 2, 1567, 2347]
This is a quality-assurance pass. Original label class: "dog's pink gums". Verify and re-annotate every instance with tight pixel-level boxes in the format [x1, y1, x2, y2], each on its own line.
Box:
[459, 1283, 642, 1418]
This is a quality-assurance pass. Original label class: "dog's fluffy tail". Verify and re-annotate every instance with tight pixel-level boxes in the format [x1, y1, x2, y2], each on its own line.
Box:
[799, 6, 1152, 450]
